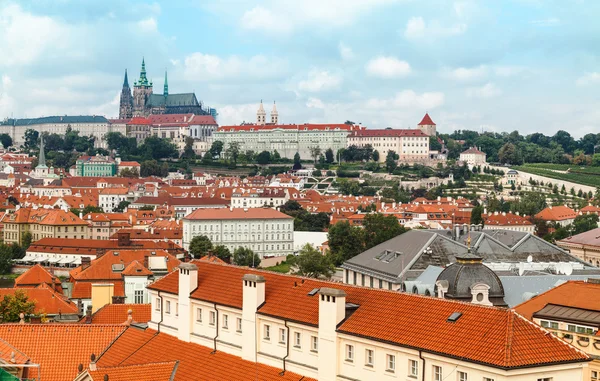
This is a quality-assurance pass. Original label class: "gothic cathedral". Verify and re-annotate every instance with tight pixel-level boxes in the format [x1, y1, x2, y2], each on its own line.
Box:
[119, 58, 210, 119]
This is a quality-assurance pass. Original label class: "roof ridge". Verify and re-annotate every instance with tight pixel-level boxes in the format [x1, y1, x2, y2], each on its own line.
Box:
[95, 360, 178, 369]
[504, 310, 514, 366]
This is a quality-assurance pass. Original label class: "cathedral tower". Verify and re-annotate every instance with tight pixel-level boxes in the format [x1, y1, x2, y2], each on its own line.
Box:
[163, 70, 169, 97]
[133, 58, 153, 116]
[118, 69, 134, 119]
[270, 101, 278, 124]
[417, 113, 437, 136]
[256, 100, 266, 125]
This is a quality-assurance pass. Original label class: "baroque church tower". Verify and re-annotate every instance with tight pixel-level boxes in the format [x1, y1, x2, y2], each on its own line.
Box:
[133, 58, 153, 116]
[256, 100, 266, 125]
[270, 101, 278, 124]
[118, 69, 134, 119]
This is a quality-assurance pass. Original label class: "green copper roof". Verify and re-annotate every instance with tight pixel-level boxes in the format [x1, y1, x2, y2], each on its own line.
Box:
[123, 69, 129, 87]
[163, 71, 168, 96]
[135, 58, 151, 87]
[146, 93, 199, 107]
[1, 115, 109, 126]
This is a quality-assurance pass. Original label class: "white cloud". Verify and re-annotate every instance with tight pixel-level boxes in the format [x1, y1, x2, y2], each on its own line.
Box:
[531, 18, 560, 26]
[137, 17, 158, 33]
[240, 0, 399, 34]
[215, 103, 262, 125]
[441, 65, 488, 81]
[0, 4, 70, 67]
[365, 56, 411, 78]
[306, 97, 325, 109]
[576, 72, 600, 86]
[466, 83, 502, 98]
[403, 16, 467, 41]
[297, 70, 343, 92]
[183, 53, 288, 81]
[494, 66, 526, 77]
[241, 6, 293, 34]
[339, 42, 354, 61]
[366, 90, 445, 109]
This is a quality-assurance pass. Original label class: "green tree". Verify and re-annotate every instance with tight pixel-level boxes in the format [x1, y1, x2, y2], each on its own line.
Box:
[372, 150, 380, 162]
[189, 235, 213, 259]
[182, 137, 196, 159]
[115, 201, 131, 213]
[0, 290, 36, 323]
[309, 146, 322, 164]
[70, 206, 103, 216]
[213, 245, 232, 262]
[572, 214, 599, 235]
[293, 244, 334, 278]
[138, 136, 178, 160]
[0, 133, 12, 149]
[385, 151, 398, 173]
[0, 245, 14, 274]
[209, 140, 224, 159]
[293, 152, 302, 170]
[140, 160, 169, 177]
[233, 247, 261, 268]
[24, 129, 40, 150]
[362, 213, 405, 249]
[471, 205, 484, 225]
[119, 168, 140, 178]
[327, 221, 364, 265]
[498, 143, 522, 165]
[21, 232, 32, 249]
[225, 142, 241, 165]
[256, 151, 271, 165]
[325, 148, 335, 163]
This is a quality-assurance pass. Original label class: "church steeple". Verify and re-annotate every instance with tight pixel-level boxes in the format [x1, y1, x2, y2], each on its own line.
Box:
[123, 69, 130, 87]
[38, 134, 47, 169]
[137, 58, 150, 87]
[270, 101, 278, 124]
[257, 100, 266, 125]
[163, 70, 168, 96]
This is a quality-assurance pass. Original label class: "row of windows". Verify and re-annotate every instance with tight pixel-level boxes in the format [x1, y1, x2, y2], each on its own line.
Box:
[262, 324, 318, 351]
[195, 308, 242, 332]
[344, 344, 401, 374]
[192, 223, 291, 231]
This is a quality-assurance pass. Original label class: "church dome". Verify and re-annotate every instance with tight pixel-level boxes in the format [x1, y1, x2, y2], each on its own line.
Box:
[436, 251, 506, 307]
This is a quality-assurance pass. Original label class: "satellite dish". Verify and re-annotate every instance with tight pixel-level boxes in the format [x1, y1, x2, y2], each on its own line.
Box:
[527, 255, 533, 263]
[564, 263, 573, 276]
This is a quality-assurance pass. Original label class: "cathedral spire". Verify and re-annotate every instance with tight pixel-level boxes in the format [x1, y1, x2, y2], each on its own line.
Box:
[138, 57, 149, 86]
[38, 134, 47, 168]
[163, 70, 168, 96]
[123, 69, 129, 87]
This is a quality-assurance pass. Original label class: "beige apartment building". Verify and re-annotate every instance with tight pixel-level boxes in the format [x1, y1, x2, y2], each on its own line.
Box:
[347, 128, 430, 164]
[147, 261, 591, 381]
[2, 207, 88, 244]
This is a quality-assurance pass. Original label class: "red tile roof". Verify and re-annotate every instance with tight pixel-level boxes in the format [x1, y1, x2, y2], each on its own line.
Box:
[121, 260, 153, 276]
[0, 287, 78, 315]
[349, 128, 427, 137]
[514, 281, 600, 320]
[188, 115, 217, 125]
[418, 112, 436, 125]
[14, 264, 62, 290]
[184, 207, 293, 220]
[218, 123, 357, 132]
[71, 281, 126, 300]
[461, 147, 486, 155]
[534, 205, 577, 221]
[484, 212, 534, 226]
[0, 324, 126, 381]
[29, 237, 184, 255]
[96, 327, 315, 381]
[84, 361, 178, 381]
[149, 262, 589, 369]
[84, 304, 152, 325]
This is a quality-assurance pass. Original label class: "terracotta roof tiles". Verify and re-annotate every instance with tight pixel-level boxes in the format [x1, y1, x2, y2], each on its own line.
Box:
[184, 207, 293, 220]
[0, 288, 78, 315]
[85, 361, 178, 381]
[84, 304, 152, 325]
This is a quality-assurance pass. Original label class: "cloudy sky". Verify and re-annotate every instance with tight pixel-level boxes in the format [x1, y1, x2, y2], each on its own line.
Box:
[1, 0, 599, 136]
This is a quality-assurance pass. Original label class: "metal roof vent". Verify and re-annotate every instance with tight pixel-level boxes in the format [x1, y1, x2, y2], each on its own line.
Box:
[447, 312, 463, 323]
[111, 264, 125, 273]
[307, 288, 320, 296]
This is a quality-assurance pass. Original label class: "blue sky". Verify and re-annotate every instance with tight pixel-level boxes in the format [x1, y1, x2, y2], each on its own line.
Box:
[0, 0, 599, 136]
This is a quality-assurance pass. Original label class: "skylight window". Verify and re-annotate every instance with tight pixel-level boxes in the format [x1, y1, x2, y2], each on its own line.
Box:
[447, 312, 463, 323]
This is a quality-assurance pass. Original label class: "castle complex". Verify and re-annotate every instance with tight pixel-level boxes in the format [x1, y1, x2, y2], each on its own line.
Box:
[119, 59, 212, 119]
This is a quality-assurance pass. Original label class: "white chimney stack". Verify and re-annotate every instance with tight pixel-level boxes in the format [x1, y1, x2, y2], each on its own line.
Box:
[177, 263, 198, 342]
[242, 274, 265, 362]
[318, 287, 346, 381]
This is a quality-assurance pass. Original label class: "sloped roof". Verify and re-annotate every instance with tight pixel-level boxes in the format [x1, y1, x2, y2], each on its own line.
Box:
[485, 212, 534, 226]
[514, 280, 600, 320]
[418, 112, 436, 126]
[84, 361, 178, 381]
[14, 264, 61, 288]
[84, 304, 152, 325]
[96, 327, 315, 381]
[184, 207, 292, 220]
[148, 261, 589, 369]
[147, 93, 199, 107]
[461, 147, 485, 155]
[121, 260, 153, 276]
[1, 115, 109, 126]
[217, 123, 356, 132]
[0, 287, 78, 315]
[0, 324, 126, 381]
[535, 205, 577, 221]
[349, 129, 428, 137]
[559, 227, 600, 248]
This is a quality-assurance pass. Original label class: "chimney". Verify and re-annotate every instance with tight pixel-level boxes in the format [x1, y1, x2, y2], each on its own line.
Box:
[85, 305, 92, 324]
[143, 255, 149, 270]
[177, 263, 198, 342]
[82, 257, 91, 270]
[318, 288, 346, 381]
[241, 274, 265, 362]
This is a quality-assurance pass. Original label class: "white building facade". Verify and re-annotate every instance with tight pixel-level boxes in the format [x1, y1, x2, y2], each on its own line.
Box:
[460, 147, 487, 167]
[347, 128, 430, 164]
[182, 207, 294, 258]
[146, 262, 590, 381]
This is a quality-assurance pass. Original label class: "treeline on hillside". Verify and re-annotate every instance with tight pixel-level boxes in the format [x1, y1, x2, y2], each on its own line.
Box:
[440, 129, 600, 165]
